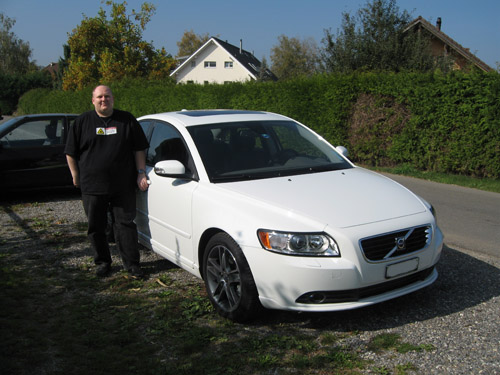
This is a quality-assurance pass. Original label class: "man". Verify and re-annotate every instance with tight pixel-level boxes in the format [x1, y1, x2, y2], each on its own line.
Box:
[65, 85, 149, 278]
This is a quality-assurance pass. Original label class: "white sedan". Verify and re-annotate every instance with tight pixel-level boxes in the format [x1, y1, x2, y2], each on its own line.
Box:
[136, 110, 443, 321]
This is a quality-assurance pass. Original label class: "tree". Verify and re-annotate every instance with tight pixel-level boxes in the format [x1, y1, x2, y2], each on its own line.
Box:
[52, 44, 71, 89]
[321, 0, 442, 73]
[257, 56, 271, 81]
[176, 30, 210, 57]
[270, 35, 320, 80]
[0, 13, 49, 114]
[63, 1, 176, 90]
[0, 13, 37, 74]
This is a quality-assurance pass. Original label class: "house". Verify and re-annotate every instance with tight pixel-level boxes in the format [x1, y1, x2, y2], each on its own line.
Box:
[42, 62, 59, 79]
[170, 37, 277, 84]
[404, 16, 493, 72]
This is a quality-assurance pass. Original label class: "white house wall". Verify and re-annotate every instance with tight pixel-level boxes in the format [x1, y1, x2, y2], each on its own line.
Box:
[174, 43, 254, 84]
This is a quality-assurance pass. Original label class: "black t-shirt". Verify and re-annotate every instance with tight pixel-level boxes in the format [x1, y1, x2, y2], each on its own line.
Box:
[65, 109, 149, 194]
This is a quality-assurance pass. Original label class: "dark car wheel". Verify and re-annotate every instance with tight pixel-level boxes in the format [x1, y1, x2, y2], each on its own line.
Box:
[203, 232, 261, 322]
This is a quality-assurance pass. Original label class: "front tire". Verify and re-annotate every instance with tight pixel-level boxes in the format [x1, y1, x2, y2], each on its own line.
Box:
[202, 233, 261, 322]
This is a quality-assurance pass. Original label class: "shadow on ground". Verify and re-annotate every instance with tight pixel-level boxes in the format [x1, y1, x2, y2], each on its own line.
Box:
[2, 190, 499, 332]
[0, 188, 81, 204]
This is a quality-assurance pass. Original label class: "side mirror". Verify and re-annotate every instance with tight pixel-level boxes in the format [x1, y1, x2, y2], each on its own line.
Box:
[154, 160, 186, 177]
[335, 146, 349, 158]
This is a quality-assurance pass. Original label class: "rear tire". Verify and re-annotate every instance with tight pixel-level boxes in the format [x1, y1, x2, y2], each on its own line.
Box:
[202, 232, 261, 322]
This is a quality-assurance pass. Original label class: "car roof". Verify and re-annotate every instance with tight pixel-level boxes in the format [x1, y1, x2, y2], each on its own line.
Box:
[138, 110, 291, 127]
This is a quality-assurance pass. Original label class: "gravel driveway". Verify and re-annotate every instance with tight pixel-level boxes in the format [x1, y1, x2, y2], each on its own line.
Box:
[1, 190, 499, 374]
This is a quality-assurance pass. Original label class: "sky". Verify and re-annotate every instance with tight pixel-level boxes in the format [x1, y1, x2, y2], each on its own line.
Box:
[1, 0, 499, 70]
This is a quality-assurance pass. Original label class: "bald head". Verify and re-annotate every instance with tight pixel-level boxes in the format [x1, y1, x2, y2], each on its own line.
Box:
[92, 85, 114, 117]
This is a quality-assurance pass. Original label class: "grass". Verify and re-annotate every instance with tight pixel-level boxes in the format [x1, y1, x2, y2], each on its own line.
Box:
[0, 200, 439, 375]
[368, 333, 435, 354]
[366, 164, 500, 193]
[0, 221, 365, 375]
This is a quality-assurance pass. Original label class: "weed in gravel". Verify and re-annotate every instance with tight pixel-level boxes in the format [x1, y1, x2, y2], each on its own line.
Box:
[395, 362, 418, 374]
[368, 333, 435, 354]
[373, 366, 391, 375]
[75, 221, 88, 231]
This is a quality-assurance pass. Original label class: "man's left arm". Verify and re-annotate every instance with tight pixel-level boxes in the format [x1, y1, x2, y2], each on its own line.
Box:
[135, 150, 148, 191]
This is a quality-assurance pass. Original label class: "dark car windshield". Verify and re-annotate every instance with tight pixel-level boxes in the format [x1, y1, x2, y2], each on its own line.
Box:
[188, 120, 352, 182]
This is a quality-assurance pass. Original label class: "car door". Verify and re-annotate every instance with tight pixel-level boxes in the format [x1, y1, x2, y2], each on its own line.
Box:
[0, 116, 73, 190]
[136, 120, 199, 270]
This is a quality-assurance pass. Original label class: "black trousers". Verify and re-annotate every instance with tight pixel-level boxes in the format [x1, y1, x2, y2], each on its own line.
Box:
[82, 190, 140, 270]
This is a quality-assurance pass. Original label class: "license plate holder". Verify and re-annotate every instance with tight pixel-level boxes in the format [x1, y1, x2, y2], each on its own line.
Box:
[386, 257, 419, 279]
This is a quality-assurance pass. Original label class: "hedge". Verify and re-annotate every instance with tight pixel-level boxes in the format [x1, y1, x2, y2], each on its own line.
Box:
[0, 72, 52, 115]
[17, 72, 500, 178]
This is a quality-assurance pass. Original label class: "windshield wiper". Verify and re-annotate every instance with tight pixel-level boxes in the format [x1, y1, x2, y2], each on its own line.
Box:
[308, 164, 350, 172]
[210, 174, 255, 182]
[211, 171, 281, 183]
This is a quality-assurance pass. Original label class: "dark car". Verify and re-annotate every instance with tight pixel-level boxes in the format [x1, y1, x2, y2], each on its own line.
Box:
[0, 114, 78, 192]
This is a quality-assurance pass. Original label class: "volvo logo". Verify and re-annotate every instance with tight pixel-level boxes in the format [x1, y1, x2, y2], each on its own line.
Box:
[395, 236, 406, 251]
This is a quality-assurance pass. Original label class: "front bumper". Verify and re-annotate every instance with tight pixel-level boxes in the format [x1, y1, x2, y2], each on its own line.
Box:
[242, 224, 443, 312]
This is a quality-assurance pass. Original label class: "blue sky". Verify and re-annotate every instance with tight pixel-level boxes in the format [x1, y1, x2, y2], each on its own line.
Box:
[2, 0, 499, 69]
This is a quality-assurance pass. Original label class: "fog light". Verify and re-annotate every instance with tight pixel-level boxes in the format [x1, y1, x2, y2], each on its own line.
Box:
[308, 292, 326, 303]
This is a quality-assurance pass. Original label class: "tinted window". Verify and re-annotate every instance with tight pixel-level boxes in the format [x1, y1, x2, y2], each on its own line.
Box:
[1, 118, 64, 147]
[139, 120, 154, 139]
[188, 120, 352, 182]
[147, 121, 196, 178]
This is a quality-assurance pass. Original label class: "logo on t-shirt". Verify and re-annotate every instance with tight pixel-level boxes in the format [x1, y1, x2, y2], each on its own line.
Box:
[96, 127, 117, 135]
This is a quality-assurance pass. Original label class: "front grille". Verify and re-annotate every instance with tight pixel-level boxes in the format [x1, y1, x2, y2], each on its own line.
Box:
[360, 225, 431, 261]
[296, 266, 435, 304]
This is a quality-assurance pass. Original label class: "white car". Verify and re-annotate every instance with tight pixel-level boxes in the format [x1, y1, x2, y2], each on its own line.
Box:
[136, 110, 443, 321]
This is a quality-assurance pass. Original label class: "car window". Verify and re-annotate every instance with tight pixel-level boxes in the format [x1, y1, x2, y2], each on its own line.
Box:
[188, 120, 352, 182]
[147, 121, 196, 178]
[139, 120, 154, 139]
[0, 118, 64, 148]
[67, 117, 77, 128]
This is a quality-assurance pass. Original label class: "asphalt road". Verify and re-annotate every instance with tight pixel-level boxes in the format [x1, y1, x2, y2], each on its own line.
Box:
[384, 173, 500, 259]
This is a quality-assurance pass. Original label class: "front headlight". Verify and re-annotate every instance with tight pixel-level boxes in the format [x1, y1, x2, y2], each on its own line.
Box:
[419, 196, 437, 222]
[257, 230, 340, 257]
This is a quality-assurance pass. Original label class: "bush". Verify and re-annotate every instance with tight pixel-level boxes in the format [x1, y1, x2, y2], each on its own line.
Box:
[16, 72, 500, 178]
[0, 72, 52, 115]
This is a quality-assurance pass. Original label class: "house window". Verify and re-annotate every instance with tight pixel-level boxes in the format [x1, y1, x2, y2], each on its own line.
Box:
[204, 61, 216, 68]
[224, 61, 233, 68]
[191, 61, 196, 67]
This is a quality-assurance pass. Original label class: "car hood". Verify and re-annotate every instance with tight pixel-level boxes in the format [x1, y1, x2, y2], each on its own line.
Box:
[218, 168, 426, 229]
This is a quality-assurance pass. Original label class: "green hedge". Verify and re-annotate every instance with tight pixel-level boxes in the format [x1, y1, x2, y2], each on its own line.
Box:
[17, 73, 500, 178]
[0, 72, 52, 115]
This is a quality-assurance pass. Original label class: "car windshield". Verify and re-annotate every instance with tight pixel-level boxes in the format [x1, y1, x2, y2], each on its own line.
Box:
[188, 120, 352, 182]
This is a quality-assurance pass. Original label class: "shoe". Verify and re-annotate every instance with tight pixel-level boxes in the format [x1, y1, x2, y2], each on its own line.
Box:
[128, 265, 144, 279]
[96, 263, 111, 277]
